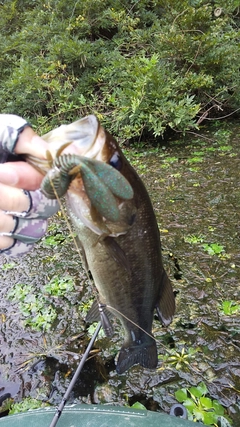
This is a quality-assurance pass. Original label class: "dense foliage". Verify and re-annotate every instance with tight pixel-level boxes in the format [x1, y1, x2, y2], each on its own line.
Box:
[0, 0, 239, 140]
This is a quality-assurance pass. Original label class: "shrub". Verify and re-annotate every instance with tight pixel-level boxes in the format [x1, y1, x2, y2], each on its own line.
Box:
[0, 0, 239, 140]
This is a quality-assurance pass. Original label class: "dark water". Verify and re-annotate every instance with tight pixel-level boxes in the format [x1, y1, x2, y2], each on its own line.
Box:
[0, 124, 239, 422]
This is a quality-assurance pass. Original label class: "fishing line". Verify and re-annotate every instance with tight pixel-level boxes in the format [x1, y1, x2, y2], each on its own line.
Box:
[48, 321, 102, 427]
[105, 304, 158, 343]
[47, 162, 235, 414]
[48, 175, 94, 287]
[49, 173, 180, 363]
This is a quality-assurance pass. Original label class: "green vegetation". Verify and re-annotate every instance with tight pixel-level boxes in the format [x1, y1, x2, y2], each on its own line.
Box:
[1, 262, 16, 270]
[87, 322, 106, 339]
[184, 234, 229, 258]
[7, 274, 75, 331]
[130, 401, 147, 410]
[201, 242, 225, 256]
[175, 382, 231, 426]
[158, 347, 198, 370]
[219, 300, 240, 316]
[7, 282, 57, 330]
[184, 234, 205, 244]
[0, 0, 239, 140]
[9, 398, 48, 415]
[44, 274, 75, 296]
[41, 221, 74, 247]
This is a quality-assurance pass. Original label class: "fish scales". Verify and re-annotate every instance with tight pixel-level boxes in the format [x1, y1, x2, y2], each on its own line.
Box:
[26, 114, 175, 373]
[65, 119, 175, 374]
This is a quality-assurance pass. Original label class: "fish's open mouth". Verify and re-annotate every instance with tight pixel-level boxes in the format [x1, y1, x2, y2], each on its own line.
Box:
[42, 114, 100, 158]
[66, 115, 100, 156]
[25, 115, 104, 173]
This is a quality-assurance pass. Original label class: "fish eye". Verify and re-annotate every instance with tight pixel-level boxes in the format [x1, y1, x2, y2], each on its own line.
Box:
[109, 152, 122, 170]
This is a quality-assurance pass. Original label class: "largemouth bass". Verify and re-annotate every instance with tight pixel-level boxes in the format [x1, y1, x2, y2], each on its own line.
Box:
[28, 115, 176, 373]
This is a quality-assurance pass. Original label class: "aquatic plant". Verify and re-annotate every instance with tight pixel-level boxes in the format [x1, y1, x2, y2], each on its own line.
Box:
[187, 156, 204, 164]
[1, 262, 16, 271]
[9, 397, 48, 415]
[184, 234, 228, 258]
[87, 323, 107, 340]
[201, 243, 225, 256]
[43, 275, 75, 297]
[219, 300, 240, 316]
[130, 402, 147, 410]
[184, 234, 205, 244]
[158, 347, 198, 370]
[8, 283, 57, 331]
[7, 274, 75, 331]
[42, 233, 66, 247]
[41, 220, 74, 247]
[175, 382, 231, 426]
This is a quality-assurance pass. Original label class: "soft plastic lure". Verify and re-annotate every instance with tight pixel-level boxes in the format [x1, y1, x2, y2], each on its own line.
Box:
[28, 150, 134, 223]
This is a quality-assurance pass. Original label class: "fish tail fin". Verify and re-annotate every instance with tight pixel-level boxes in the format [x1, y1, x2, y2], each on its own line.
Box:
[156, 269, 175, 326]
[116, 338, 157, 374]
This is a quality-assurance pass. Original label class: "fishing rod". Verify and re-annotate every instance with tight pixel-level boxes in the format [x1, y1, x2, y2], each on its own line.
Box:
[48, 321, 102, 427]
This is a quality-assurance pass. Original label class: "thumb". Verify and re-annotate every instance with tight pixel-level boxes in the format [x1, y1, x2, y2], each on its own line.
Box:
[15, 126, 48, 159]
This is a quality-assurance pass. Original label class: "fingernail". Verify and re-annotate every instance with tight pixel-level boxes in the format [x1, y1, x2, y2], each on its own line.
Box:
[0, 165, 19, 185]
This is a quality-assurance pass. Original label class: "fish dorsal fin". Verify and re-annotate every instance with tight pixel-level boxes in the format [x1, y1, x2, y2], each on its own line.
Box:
[86, 301, 113, 337]
[155, 269, 175, 326]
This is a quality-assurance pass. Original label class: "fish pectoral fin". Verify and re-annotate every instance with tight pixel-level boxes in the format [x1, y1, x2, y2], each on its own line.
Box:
[103, 236, 131, 273]
[156, 269, 176, 326]
[86, 301, 113, 337]
[116, 338, 157, 374]
[85, 300, 100, 322]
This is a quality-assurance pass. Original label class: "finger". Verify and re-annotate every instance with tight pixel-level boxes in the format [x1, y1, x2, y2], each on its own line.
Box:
[0, 162, 43, 189]
[14, 126, 48, 159]
[0, 183, 30, 212]
[0, 235, 14, 250]
[0, 210, 15, 250]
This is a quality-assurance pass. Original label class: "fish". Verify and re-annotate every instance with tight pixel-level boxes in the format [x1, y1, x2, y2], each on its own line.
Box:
[27, 115, 176, 373]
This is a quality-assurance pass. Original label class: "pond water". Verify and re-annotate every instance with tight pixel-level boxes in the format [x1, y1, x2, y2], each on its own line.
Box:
[0, 123, 239, 424]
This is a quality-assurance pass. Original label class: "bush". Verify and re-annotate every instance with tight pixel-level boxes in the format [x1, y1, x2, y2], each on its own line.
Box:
[0, 0, 239, 140]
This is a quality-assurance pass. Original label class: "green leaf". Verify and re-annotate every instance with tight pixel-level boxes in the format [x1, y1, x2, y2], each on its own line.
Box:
[193, 408, 204, 421]
[184, 398, 197, 412]
[196, 381, 208, 396]
[202, 411, 218, 425]
[131, 402, 147, 410]
[212, 400, 225, 415]
[189, 386, 203, 398]
[175, 389, 188, 402]
[199, 396, 213, 409]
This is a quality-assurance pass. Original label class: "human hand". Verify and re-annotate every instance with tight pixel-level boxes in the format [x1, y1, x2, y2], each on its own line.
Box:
[0, 116, 59, 256]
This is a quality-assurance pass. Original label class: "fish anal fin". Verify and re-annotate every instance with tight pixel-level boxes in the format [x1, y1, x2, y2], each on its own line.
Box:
[98, 304, 114, 337]
[86, 301, 113, 337]
[85, 300, 100, 323]
[116, 339, 157, 374]
[156, 269, 176, 326]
